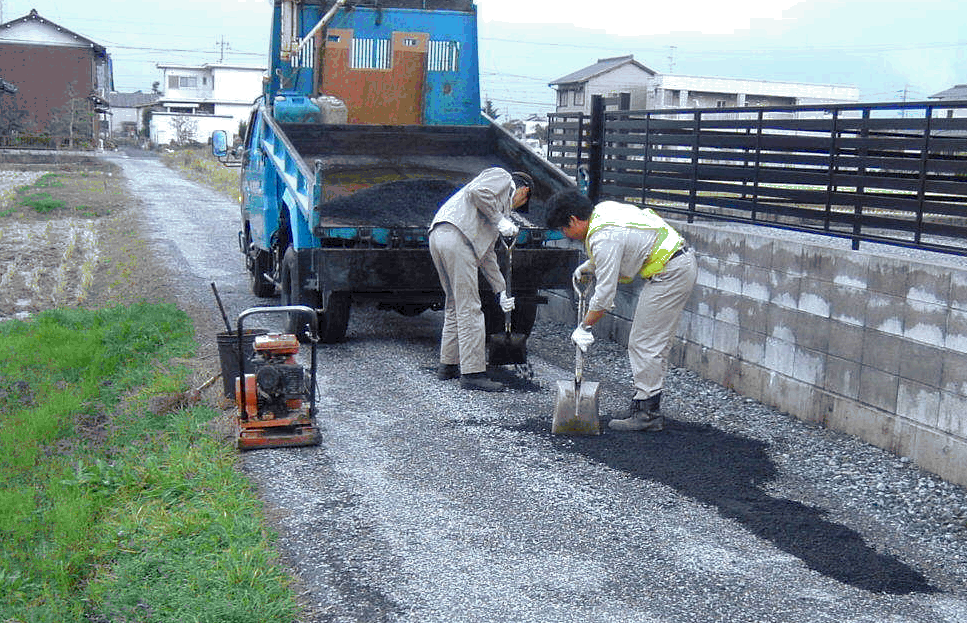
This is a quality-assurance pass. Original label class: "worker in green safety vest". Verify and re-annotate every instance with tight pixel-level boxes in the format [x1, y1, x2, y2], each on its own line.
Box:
[546, 189, 698, 431]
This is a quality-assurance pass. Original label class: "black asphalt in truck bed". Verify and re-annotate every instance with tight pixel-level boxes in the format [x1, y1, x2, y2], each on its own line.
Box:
[315, 178, 549, 229]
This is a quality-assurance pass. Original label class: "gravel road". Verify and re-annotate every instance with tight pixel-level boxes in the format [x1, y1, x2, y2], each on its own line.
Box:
[102, 149, 967, 623]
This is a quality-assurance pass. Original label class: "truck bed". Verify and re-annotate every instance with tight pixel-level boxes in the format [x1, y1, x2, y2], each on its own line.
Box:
[280, 122, 574, 232]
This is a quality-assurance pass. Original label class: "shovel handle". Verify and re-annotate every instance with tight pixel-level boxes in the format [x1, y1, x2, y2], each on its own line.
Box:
[572, 272, 594, 384]
[575, 345, 584, 384]
[501, 235, 516, 333]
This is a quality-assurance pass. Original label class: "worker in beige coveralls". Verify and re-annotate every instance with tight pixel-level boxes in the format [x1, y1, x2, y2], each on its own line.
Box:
[429, 168, 532, 392]
[546, 189, 697, 431]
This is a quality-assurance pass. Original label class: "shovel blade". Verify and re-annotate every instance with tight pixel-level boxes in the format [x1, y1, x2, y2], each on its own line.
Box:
[487, 332, 528, 366]
[552, 379, 601, 435]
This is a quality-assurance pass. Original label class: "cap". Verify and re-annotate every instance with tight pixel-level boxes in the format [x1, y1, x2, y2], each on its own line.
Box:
[511, 171, 533, 212]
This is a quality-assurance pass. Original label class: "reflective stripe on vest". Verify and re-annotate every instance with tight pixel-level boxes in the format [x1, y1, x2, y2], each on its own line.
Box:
[585, 201, 684, 280]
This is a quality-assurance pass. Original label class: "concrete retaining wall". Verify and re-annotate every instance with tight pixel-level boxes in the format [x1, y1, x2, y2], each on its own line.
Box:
[542, 220, 967, 487]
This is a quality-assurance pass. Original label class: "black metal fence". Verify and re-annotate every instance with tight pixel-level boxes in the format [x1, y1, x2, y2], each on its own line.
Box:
[548, 95, 967, 256]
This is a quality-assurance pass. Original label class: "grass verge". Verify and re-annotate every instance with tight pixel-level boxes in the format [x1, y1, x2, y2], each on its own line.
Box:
[0, 304, 298, 622]
[161, 147, 241, 203]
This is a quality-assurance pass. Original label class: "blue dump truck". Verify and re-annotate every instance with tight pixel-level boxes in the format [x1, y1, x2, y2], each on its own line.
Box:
[215, 0, 581, 345]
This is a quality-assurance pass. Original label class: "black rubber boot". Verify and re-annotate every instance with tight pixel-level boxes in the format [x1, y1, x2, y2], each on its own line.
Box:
[437, 363, 460, 380]
[459, 372, 504, 392]
[608, 393, 663, 431]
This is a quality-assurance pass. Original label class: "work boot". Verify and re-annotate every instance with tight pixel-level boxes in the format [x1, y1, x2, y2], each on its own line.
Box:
[459, 372, 504, 392]
[437, 363, 460, 380]
[608, 395, 663, 432]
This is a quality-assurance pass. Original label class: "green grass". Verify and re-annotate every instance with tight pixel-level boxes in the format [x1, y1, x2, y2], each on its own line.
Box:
[19, 190, 66, 213]
[0, 304, 299, 623]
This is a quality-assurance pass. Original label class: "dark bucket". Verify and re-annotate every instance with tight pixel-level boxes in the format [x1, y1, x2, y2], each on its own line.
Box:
[216, 328, 269, 398]
[486, 331, 528, 366]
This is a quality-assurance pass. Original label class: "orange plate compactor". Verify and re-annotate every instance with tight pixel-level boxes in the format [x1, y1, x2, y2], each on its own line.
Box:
[233, 306, 321, 450]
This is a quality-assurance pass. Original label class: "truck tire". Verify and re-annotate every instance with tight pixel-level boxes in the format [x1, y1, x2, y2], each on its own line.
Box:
[318, 292, 351, 344]
[281, 247, 320, 341]
[249, 246, 275, 298]
[281, 248, 351, 343]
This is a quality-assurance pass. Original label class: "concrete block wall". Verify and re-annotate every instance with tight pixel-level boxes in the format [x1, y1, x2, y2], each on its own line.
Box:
[541, 221, 967, 487]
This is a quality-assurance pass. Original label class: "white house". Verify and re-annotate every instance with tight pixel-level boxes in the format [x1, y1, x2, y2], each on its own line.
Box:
[549, 54, 859, 115]
[929, 84, 967, 119]
[150, 63, 265, 145]
[550, 55, 656, 115]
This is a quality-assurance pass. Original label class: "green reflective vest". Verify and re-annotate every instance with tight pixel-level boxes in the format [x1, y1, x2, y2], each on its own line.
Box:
[586, 201, 684, 280]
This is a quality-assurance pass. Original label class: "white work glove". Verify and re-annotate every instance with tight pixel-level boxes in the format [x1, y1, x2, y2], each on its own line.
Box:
[497, 216, 519, 238]
[570, 325, 594, 352]
[572, 259, 594, 284]
[499, 291, 516, 312]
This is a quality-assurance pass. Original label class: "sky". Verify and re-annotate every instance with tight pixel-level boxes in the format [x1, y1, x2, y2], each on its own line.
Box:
[2, 0, 964, 120]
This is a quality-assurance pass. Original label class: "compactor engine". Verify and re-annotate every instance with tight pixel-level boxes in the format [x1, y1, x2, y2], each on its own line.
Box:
[230, 306, 321, 450]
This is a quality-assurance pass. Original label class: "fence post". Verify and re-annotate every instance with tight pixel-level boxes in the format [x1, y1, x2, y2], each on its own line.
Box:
[825, 108, 839, 233]
[915, 106, 933, 246]
[588, 94, 605, 205]
[851, 108, 870, 251]
[689, 110, 701, 223]
[575, 112, 585, 180]
[752, 109, 763, 222]
[641, 112, 651, 205]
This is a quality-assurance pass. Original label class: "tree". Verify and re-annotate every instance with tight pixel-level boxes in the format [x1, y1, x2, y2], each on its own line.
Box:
[0, 94, 31, 137]
[170, 115, 199, 145]
[141, 107, 155, 139]
[48, 82, 95, 148]
[482, 99, 499, 120]
[151, 81, 161, 94]
[533, 123, 548, 143]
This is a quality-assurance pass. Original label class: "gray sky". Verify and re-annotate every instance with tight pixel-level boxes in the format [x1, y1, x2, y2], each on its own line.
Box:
[3, 0, 964, 120]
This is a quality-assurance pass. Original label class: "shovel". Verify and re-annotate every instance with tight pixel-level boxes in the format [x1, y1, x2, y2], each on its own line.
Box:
[487, 235, 528, 366]
[552, 274, 601, 435]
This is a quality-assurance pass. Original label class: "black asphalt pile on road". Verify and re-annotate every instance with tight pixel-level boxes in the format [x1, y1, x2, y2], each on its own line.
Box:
[317, 179, 461, 227]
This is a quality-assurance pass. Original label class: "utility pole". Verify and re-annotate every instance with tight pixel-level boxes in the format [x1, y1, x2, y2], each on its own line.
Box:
[668, 45, 676, 73]
[217, 36, 229, 63]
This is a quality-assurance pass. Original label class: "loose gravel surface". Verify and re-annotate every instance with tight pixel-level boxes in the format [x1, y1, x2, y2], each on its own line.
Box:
[96, 148, 967, 622]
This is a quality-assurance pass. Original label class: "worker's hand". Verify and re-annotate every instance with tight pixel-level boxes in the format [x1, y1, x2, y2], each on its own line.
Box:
[497, 217, 519, 238]
[499, 291, 515, 312]
[572, 259, 594, 284]
[570, 325, 594, 352]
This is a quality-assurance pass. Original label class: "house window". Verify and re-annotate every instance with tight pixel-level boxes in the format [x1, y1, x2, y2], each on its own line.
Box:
[351, 38, 392, 69]
[167, 75, 199, 90]
[428, 40, 460, 72]
[573, 88, 585, 106]
[558, 89, 569, 107]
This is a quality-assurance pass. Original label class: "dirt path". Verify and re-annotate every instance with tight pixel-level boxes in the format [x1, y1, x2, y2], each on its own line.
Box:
[9, 150, 967, 623]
